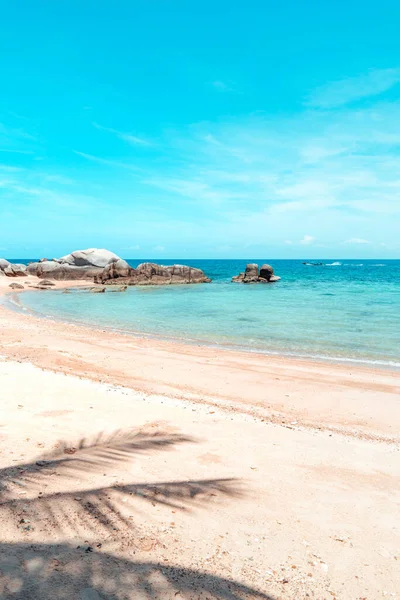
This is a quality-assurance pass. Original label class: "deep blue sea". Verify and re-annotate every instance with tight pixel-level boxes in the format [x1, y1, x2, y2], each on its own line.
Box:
[6, 259, 400, 368]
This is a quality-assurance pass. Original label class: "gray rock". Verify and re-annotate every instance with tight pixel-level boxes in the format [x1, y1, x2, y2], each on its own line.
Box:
[245, 263, 259, 278]
[108, 285, 128, 292]
[232, 263, 280, 283]
[90, 287, 106, 293]
[60, 248, 120, 268]
[9, 283, 24, 290]
[0, 258, 10, 270]
[94, 259, 131, 283]
[0, 259, 27, 277]
[27, 248, 123, 280]
[95, 261, 211, 286]
[259, 264, 274, 281]
[79, 589, 103, 600]
[40, 279, 56, 286]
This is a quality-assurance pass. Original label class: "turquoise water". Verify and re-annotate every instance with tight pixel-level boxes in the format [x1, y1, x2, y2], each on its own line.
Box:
[8, 259, 400, 368]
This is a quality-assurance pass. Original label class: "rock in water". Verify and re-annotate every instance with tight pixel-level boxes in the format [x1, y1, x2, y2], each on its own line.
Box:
[232, 263, 281, 283]
[95, 261, 211, 286]
[259, 264, 274, 280]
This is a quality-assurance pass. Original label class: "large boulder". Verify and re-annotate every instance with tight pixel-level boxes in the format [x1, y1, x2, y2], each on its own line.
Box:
[0, 259, 27, 277]
[27, 248, 123, 280]
[94, 259, 132, 283]
[259, 264, 274, 281]
[95, 261, 211, 286]
[232, 263, 280, 283]
[59, 248, 120, 268]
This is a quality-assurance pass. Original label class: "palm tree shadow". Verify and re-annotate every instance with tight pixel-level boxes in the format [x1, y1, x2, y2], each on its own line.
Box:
[0, 429, 243, 536]
[0, 541, 276, 599]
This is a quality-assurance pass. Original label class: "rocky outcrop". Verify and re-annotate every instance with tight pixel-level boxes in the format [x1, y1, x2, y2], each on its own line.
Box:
[93, 259, 131, 283]
[232, 263, 280, 283]
[0, 259, 27, 277]
[95, 262, 211, 286]
[27, 248, 122, 280]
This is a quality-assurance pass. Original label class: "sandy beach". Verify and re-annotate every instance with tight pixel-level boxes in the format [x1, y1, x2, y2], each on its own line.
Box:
[0, 276, 399, 599]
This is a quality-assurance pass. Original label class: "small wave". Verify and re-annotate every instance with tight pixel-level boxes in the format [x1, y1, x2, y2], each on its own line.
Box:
[371, 264, 386, 267]
[325, 261, 342, 266]
[344, 263, 364, 267]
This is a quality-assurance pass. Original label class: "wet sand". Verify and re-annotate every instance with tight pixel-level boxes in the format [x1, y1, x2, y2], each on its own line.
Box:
[0, 275, 399, 599]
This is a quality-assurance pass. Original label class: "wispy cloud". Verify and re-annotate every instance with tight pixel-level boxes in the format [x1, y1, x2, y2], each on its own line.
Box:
[73, 150, 142, 171]
[210, 80, 235, 92]
[344, 238, 371, 244]
[307, 68, 400, 108]
[0, 148, 34, 154]
[130, 91, 400, 251]
[0, 164, 22, 172]
[300, 235, 315, 245]
[92, 122, 152, 146]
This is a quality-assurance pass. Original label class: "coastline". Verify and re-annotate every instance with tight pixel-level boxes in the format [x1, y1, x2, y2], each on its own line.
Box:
[0, 275, 399, 442]
[1, 275, 400, 599]
[5, 286, 400, 372]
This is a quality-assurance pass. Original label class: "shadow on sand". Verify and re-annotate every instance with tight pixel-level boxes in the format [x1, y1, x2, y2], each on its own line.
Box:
[0, 428, 275, 599]
[0, 541, 276, 599]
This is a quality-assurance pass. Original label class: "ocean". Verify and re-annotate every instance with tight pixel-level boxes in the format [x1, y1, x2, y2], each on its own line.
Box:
[6, 259, 400, 368]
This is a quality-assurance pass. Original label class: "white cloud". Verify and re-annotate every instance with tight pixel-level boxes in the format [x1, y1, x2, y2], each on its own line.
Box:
[299, 235, 315, 245]
[92, 122, 152, 146]
[284, 240, 293, 245]
[73, 150, 141, 171]
[344, 238, 371, 244]
[0, 148, 34, 154]
[0, 164, 21, 172]
[307, 68, 400, 108]
[153, 245, 165, 252]
[210, 80, 233, 92]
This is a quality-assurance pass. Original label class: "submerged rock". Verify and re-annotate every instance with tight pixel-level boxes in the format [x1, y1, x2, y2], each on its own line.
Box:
[95, 261, 211, 286]
[108, 285, 128, 292]
[90, 286, 106, 293]
[232, 263, 281, 283]
[27, 248, 122, 280]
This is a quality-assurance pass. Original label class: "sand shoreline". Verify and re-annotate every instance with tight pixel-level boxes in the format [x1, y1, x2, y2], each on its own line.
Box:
[5, 285, 400, 373]
[1, 275, 400, 599]
[0, 275, 399, 442]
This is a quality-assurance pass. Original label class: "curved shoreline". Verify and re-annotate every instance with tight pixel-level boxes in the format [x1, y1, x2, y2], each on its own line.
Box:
[3, 281, 400, 372]
[0, 275, 399, 443]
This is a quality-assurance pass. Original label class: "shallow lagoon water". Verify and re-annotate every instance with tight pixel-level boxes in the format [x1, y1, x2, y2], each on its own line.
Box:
[12, 259, 400, 368]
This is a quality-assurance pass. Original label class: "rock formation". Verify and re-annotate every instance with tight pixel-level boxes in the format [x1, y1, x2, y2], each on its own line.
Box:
[27, 248, 122, 280]
[0, 259, 27, 277]
[3, 249, 211, 287]
[232, 263, 280, 283]
[95, 262, 211, 286]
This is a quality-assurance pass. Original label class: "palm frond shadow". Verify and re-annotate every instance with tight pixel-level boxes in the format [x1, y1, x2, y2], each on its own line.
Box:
[0, 429, 243, 536]
[0, 542, 276, 600]
[0, 429, 195, 499]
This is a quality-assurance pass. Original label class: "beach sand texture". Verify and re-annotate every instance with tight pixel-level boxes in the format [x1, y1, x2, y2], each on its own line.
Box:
[0, 276, 399, 599]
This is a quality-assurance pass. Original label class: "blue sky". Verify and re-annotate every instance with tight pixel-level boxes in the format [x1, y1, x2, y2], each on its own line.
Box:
[1, 1, 400, 259]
